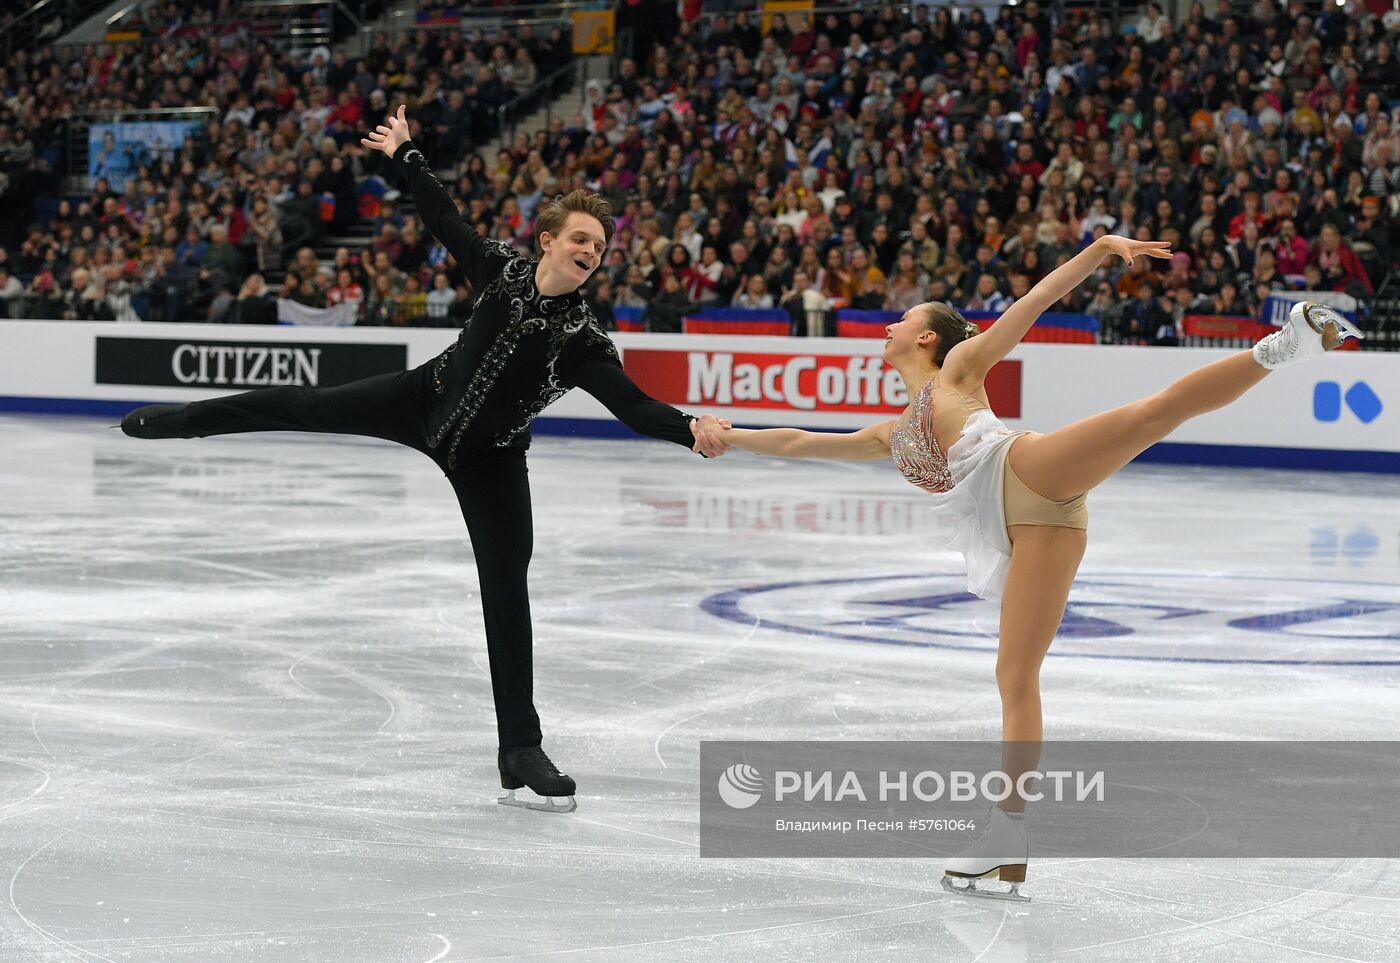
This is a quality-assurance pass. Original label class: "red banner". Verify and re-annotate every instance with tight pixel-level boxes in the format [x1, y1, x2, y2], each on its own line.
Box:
[1182, 314, 1274, 341]
[623, 348, 1021, 417]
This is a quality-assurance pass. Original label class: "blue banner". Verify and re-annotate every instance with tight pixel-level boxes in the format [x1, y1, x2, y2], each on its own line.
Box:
[1261, 292, 1358, 328]
[686, 307, 792, 323]
[89, 121, 199, 190]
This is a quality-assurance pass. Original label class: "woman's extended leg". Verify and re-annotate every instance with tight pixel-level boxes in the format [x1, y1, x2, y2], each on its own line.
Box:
[995, 524, 1086, 812]
[1010, 299, 1362, 500]
[1007, 351, 1268, 501]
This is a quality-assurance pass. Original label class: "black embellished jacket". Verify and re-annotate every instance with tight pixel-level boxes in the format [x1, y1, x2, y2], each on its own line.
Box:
[392, 141, 697, 469]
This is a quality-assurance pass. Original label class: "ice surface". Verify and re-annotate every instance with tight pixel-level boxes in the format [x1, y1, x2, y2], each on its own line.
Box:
[1, 414, 1397, 961]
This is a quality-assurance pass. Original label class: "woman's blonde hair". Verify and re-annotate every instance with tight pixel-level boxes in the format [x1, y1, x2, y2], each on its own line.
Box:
[534, 189, 615, 254]
[922, 302, 980, 366]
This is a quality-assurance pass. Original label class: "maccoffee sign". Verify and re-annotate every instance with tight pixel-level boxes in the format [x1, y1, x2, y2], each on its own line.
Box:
[94, 337, 408, 389]
[623, 348, 1021, 417]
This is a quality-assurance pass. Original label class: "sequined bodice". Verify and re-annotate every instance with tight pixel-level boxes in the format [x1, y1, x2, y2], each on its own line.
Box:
[891, 378, 989, 494]
[891, 379, 954, 493]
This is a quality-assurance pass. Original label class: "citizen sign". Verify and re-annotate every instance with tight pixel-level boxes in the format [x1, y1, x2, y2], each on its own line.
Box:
[623, 348, 1021, 416]
[169, 343, 321, 386]
[95, 337, 408, 389]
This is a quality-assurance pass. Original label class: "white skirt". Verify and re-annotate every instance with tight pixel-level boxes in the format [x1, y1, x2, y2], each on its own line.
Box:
[922, 409, 1024, 602]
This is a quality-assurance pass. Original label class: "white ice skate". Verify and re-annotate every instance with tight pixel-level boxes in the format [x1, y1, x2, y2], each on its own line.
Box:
[941, 807, 1030, 903]
[1252, 300, 1363, 369]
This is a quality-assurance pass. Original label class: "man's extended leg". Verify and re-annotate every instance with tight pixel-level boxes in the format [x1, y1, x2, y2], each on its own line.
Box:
[122, 370, 429, 450]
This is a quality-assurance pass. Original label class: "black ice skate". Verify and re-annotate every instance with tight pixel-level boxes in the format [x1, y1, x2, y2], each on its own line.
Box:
[120, 404, 191, 439]
[498, 745, 577, 813]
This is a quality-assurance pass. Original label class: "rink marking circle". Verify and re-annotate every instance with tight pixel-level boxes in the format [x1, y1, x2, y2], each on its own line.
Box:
[701, 572, 1400, 666]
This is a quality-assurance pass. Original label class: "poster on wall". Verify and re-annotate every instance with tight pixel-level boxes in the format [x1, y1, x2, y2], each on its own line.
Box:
[88, 121, 200, 190]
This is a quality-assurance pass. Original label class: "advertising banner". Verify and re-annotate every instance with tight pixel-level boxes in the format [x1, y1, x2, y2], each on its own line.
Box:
[0, 324, 1393, 470]
[94, 336, 408, 390]
[624, 347, 1022, 417]
[89, 121, 200, 190]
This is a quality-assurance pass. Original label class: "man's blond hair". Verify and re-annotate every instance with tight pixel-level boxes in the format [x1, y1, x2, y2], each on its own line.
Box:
[534, 190, 615, 254]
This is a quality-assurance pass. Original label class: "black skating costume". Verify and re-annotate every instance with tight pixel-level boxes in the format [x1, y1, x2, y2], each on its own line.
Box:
[123, 141, 701, 793]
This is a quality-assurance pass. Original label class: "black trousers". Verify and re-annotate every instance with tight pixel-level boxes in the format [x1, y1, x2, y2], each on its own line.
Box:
[178, 369, 542, 750]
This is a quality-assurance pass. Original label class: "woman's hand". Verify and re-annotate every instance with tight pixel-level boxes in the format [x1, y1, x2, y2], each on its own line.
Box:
[1099, 236, 1172, 267]
[690, 414, 732, 457]
[361, 105, 412, 159]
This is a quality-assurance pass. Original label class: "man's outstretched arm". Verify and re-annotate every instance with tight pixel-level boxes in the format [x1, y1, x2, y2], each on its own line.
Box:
[362, 105, 511, 290]
[572, 350, 727, 458]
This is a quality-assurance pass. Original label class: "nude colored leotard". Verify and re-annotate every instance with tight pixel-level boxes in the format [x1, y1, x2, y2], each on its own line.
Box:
[891, 377, 1087, 530]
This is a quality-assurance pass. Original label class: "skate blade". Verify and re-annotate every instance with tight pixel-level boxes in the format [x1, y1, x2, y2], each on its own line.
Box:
[1303, 302, 1364, 347]
[941, 874, 1030, 903]
[497, 789, 577, 814]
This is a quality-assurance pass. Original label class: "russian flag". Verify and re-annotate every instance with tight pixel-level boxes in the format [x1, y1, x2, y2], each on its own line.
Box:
[682, 307, 791, 336]
[837, 308, 1100, 344]
[614, 305, 646, 333]
[836, 308, 899, 338]
[962, 310, 1099, 344]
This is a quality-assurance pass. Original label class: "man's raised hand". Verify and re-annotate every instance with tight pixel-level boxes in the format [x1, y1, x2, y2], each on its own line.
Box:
[360, 105, 412, 159]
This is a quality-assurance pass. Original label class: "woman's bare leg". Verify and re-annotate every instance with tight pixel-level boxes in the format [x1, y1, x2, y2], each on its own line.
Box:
[996, 524, 1086, 813]
[1007, 351, 1269, 501]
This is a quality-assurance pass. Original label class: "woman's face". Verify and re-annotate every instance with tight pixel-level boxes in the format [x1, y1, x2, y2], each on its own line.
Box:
[882, 304, 936, 363]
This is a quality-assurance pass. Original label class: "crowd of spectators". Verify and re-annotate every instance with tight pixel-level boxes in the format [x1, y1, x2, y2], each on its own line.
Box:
[556, 0, 1398, 343]
[1, 0, 1397, 345]
[0, 1, 570, 325]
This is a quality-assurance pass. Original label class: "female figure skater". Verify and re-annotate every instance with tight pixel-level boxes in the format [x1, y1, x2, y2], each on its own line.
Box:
[701, 235, 1361, 897]
[121, 106, 728, 813]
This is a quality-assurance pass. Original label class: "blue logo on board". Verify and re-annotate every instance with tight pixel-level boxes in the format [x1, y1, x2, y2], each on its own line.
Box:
[702, 573, 1400, 666]
[1314, 381, 1382, 423]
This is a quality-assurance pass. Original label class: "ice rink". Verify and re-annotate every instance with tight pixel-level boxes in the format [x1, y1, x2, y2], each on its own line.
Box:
[2, 412, 1398, 962]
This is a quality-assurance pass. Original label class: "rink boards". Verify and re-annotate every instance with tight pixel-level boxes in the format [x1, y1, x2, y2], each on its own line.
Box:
[0, 321, 1395, 472]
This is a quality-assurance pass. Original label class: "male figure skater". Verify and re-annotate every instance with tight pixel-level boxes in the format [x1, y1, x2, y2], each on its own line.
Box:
[122, 106, 728, 812]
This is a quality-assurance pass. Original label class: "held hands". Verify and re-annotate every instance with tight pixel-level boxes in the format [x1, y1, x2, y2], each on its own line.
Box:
[360, 105, 412, 159]
[690, 414, 732, 458]
[1100, 236, 1172, 267]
